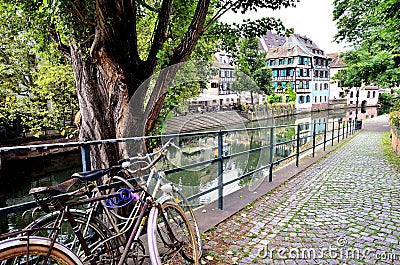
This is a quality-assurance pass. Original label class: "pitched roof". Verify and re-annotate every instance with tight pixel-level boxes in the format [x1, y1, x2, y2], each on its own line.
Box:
[259, 31, 286, 51]
[328, 53, 345, 68]
[266, 44, 311, 59]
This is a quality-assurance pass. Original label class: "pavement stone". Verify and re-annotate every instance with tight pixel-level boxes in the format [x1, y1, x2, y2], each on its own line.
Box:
[202, 116, 400, 264]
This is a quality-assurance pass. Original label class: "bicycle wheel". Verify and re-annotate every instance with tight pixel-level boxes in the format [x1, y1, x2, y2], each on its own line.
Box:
[25, 209, 118, 264]
[147, 201, 198, 265]
[0, 236, 83, 264]
[169, 186, 202, 259]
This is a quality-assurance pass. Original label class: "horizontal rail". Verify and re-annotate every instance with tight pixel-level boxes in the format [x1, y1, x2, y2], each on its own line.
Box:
[0, 118, 362, 216]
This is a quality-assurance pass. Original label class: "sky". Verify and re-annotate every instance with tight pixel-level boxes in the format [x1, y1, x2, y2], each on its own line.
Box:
[220, 0, 350, 54]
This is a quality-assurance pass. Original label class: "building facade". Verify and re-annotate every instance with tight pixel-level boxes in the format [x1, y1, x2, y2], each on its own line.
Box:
[328, 53, 379, 108]
[266, 34, 330, 111]
[190, 52, 238, 107]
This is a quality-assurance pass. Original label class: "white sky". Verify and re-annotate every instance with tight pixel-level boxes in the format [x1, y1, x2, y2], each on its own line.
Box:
[220, 0, 350, 54]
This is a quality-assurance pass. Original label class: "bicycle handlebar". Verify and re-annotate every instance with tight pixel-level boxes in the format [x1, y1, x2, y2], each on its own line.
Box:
[119, 138, 178, 172]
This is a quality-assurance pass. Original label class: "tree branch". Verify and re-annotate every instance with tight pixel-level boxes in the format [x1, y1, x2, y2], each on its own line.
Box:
[48, 27, 71, 58]
[203, 0, 240, 32]
[137, 0, 159, 13]
[170, 0, 211, 64]
[145, 0, 173, 70]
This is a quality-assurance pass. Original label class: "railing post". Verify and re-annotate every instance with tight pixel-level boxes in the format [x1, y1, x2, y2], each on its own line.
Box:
[296, 124, 300, 167]
[346, 121, 349, 138]
[338, 120, 341, 143]
[217, 131, 224, 210]
[80, 144, 91, 172]
[324, 121, 327, 151]
[331, 120, 335, 146]
[312, 122, 316, 157]
[350, 120, 353, 135]
[342, 121, 345, 140]
[269, 127, 274, 182]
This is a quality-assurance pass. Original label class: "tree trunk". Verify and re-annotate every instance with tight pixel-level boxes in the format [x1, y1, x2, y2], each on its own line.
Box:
[68, 0, 211, 170]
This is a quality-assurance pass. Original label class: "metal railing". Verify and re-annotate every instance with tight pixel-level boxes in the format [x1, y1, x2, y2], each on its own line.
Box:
[0, 118, 361, 216]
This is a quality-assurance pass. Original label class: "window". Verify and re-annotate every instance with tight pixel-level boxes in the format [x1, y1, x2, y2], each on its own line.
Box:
[324, 71, 328, 78]
[367, 91, 370, 98]
[279, 59, 285, 65]
[320, 84, 323, 90]
[306, 95, 310, 102]
[314, 96, 318, 103]
[315, 83, 318, 90]
[299, 96, 305, 103]
[288, 57, 294, 64]
[220, 70, 225, 77]
[325, 96, 327, 102]
[280, 69, 287, 77]
[272, 70, 278, 77]
[320, 96, 322, 102]
[373, 91, 376, 98]
[324, 83, 328, 90]
[289, 69, 295, 76]
[282, 82, 287, 88]
[350, 91, 354, 98]
[273, 82, 278, 87]
[298, 56, 309, 65]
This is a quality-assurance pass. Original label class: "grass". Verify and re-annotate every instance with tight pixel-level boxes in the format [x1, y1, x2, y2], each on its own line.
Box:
[382, 132, 400, 169]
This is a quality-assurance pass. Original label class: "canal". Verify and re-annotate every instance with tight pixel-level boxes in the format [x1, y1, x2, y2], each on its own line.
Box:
[0, 107, 381, 231]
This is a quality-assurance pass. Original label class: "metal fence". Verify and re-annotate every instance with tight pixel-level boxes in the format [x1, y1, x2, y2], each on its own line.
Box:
[0, 118, 361, 216]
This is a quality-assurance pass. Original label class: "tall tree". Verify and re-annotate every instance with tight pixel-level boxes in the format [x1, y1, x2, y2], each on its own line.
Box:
[333, 0, 400, 88]
[232, 37, 272, 104]
[4, 0, 297, 169]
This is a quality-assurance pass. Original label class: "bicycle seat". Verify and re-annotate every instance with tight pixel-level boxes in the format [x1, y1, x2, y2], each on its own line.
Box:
[72, 168, 115, 181]
[29, 178, 80, 196]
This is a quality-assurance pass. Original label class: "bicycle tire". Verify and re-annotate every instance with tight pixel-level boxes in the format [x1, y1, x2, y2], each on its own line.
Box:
[147, 201, 199, 265]
[0, 236, 83, 264]
[169, 186, 202, 259]
[25, 209, 118, 264]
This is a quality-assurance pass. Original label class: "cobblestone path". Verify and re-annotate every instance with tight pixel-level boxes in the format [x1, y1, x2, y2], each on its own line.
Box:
[202, 129, 400, 264]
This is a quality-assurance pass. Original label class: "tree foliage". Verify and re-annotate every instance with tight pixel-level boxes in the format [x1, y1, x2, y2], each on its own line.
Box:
[285, 85, 296, 102]
[333, 0, 400, 88]
[267, 93, 282, 104]
[0, 2, 77, 138]
[232, 37, 273, 104]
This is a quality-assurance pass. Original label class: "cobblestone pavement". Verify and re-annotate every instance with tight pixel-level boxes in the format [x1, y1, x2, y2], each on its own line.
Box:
[202, 129, 400, 264]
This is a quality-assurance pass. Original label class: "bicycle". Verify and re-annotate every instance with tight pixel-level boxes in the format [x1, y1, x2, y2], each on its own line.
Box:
[23, 138, 202, 263]
[119, 138, 202, 258]
[0, 147, 199, 264]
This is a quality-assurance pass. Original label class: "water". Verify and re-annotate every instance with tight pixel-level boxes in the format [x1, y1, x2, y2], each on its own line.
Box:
[0, 107, 381, 232]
